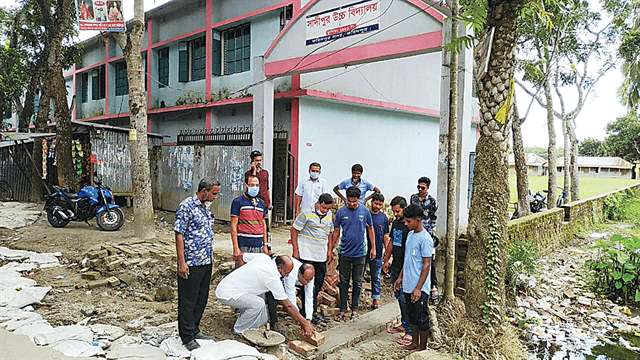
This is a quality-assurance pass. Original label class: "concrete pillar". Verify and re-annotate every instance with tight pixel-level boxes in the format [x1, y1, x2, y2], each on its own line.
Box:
[435, 18, 452, 240]
[252, 56, 275, 199]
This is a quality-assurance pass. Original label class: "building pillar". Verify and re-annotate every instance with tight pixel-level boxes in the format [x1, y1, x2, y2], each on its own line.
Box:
[435, 18, 451, 240]
[204, 0, 213, 129]
[146, 19, 153, 131]
[252, 56, 274, 196]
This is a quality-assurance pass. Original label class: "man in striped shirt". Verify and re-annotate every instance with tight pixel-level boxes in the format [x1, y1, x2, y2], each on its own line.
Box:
[231, 174, 269, 267]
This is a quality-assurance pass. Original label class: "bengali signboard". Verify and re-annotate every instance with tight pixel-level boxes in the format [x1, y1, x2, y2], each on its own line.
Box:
[305, 0, 381, 46]
[77, 0, 125, 32]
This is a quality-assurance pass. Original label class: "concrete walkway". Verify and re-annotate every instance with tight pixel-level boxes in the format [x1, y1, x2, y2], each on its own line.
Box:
[312, 302, 399, 359]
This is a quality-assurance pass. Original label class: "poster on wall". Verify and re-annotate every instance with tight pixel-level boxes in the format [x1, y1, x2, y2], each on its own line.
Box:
[305, 0, 380, 46]
[77, 0, 125, 32]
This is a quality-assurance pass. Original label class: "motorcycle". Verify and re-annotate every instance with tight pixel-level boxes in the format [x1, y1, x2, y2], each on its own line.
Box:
[511, 190, 548, 219]
[44, 179, 125, 231]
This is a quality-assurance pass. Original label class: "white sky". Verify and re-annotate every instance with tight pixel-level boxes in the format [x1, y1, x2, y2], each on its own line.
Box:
[0, 0, 626, 147]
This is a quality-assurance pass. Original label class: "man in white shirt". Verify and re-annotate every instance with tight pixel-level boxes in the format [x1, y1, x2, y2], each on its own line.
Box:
[294, 162, 328, 217]
[215, 253, 314, 336]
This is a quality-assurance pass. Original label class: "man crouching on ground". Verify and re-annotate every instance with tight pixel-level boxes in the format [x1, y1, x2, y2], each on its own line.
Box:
[174, 178, 221, 351]
[215, 253, 314, 337]
[394, 204, 433, 351]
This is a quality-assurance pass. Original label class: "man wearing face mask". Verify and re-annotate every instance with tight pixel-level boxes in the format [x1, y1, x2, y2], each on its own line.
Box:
[294, 162, 328, 217]
[174, 178, 221, 351]
[290, 193, 334, 324]
[215, 254, 314, 336]
[231, 174, 269, 267]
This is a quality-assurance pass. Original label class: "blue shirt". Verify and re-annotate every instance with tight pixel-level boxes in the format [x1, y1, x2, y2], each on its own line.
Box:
[402, 229, 433, 294]
[334, 205, 373, 257]
[337, 178, 375, 203]
[367, 211, 389, 259]
[174, 195, 214, 266]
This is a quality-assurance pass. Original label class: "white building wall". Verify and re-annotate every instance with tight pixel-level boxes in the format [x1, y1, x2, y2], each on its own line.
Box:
[297, 98, 440, 201]
[301, 53, 442, 110]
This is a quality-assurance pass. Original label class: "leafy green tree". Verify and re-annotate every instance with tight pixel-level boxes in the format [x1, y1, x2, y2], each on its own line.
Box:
[578, 137, 606, 156]
[607, 0, 640, 109]
[604, 113, 640, 161]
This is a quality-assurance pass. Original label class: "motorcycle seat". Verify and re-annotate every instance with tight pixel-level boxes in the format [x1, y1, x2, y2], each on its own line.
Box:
[64, 192, 78, 199]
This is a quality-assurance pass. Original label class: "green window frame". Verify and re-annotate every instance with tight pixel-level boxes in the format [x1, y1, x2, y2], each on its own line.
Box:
[223, 24, 250, 75]
[81, 73, 88, 103]
[158, 48, 170, 87]
[115, 61, 128, 96]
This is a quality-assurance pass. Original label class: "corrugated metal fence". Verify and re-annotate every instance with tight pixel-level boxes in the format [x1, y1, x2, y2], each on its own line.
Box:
[91, 130, 163, 195]
[158, 145, 251, 221]
[0, 142, 33, 201]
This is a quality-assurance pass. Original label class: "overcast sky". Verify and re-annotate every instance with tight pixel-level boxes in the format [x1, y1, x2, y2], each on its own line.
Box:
[1, 0, 626, 147]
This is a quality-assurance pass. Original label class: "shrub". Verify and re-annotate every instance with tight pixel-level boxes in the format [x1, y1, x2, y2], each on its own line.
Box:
[604, 188, 640, 222]
[506, 239, 539, 297]
[587, 234, 640, 306]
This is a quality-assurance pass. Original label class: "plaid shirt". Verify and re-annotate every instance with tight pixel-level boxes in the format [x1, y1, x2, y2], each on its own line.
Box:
[174, 195, 214, 266]
[410, 193, 437, 234]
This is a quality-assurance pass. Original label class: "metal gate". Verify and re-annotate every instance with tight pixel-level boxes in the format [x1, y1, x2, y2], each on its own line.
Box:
[0, 142, 33, 202]
[159, 127, 291, 223]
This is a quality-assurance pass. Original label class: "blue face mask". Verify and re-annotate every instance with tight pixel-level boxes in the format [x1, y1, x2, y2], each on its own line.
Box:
[247, 186, 260, 198]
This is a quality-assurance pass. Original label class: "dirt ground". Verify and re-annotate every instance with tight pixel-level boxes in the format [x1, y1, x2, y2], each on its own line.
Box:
[0, 207, 396, 345]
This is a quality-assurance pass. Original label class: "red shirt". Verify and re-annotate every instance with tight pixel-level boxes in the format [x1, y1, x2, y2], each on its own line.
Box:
[245, 168, 271, 209]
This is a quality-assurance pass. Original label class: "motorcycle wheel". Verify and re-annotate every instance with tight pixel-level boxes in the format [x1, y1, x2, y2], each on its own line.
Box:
[47, 207, 70, 228]
[96, 208, 125, 231]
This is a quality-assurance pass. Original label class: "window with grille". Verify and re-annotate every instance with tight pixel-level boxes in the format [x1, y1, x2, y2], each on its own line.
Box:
[115, 62, 128, 96]
[158, 48, 169, 87]
[223, 24, 250, 75]
[81, 73, 88, 103]
[91, 65, 105, 100]
[178, 36, 206, 82]
[280, 5, 293, 30]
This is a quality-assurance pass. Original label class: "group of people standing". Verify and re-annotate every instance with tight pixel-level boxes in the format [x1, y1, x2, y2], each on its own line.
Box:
[173, 150, 438, 352]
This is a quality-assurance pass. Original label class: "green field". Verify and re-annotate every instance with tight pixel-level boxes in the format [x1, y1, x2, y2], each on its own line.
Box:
[508, 175, 640, 205]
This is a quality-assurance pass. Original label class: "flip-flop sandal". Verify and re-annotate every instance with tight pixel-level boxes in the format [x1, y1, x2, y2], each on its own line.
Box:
[350, 311, 359, 320]
[335, 313, 347, 322]
[396, 335, 412, 345]
[386, 325, 404, 334]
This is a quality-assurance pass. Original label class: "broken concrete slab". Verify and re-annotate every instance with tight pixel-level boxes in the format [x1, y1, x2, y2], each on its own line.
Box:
[0, 202, 41, 230]
[106, 343, 167, 359]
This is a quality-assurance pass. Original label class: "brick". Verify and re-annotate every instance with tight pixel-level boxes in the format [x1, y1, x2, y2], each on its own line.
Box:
[88, 279, 110, 289]
[106, 276, 121, 286]
[288, 340, 316, 356]
[81, 271, 101, 281]
[301, 331, 325, 347]
[89, 258, 105, 268]
[88, 249, 109, 259]
[322, 307, 340, 317]
[107, 259, 124, 271]
[318, 292, 336, 307]
[138, 259, 151, 267]
[362, 282, 372, 292]
[323, 282, 339, 297]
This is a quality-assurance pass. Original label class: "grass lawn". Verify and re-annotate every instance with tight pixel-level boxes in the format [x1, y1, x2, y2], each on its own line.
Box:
[508, 175, 640, 205]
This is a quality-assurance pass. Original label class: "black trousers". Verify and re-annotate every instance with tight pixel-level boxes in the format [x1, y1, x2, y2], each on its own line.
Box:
[265, 291, 278, 328]
[300, 259, 326, 318]
[177, 264, 211, 344]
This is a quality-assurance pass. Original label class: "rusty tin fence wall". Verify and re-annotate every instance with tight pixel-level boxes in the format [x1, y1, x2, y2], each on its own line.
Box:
[0, 142, 33, 201]
[158, 145, 251, 221]
[91, 129, 163, 196]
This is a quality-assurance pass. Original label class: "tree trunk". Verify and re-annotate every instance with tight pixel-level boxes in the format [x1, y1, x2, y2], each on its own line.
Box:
[444, 0, 459, 301]
[114, 0, 156, 240]
[568, 119, 579, 201]
[18, 82, 36, 131]
[512, 102, 529, 217]
[544, 79, 557, 209]
[562, 116, 570, 201]
[31, 88, 50, 202]
[464, 0, 522, 327]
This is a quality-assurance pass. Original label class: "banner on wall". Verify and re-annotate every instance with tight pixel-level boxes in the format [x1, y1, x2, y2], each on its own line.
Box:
[305, 0, 380, 46]
[77, 0, 125, 32]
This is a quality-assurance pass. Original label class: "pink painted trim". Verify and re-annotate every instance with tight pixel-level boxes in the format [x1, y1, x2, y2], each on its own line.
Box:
[71, 64, 77, 121]
[109, 55, 124, 63]
[78, 91, 304, 121]
[211, 0, 293, 29]
[205, 111, 212, 129]
[146, 19, 153, 110]
[406, 0, 445, 22]
[303, 89, 440, 117]
[264, 0, 444, 58]
[265, 31, 442, 77]
[76, 61, 106, 74]
[205, 0, 213, 101]
[150, 28, 206, 49]
[104, 40, 110, 114]
[63, 70, 74, 78]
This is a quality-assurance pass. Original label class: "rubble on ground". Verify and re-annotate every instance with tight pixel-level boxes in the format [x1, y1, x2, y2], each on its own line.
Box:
[0, 202, 42, 230]
[510, 231, 640, 357]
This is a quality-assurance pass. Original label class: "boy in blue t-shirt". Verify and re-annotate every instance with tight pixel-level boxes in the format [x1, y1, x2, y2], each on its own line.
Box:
[329, 186, 376, 320]
[394, 204, 433, 351]
[368, 193, 389, 309]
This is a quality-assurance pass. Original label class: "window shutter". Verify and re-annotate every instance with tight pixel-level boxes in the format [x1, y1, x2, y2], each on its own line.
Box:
[212, 31, 222, 76]
[178, 42, 189, 82]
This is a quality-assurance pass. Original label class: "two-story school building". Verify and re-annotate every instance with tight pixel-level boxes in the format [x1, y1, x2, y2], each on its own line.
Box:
[17, 0, 480, 228]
